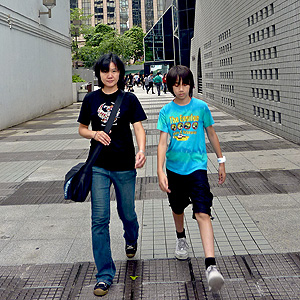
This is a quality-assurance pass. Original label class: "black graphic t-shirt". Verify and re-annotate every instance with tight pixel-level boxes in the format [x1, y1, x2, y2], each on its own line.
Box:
[77, 89, 147, 171]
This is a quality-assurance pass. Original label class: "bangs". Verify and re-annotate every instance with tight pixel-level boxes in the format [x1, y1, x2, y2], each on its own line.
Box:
[177, 74, 191, 85]
[99, 59, 117, 72]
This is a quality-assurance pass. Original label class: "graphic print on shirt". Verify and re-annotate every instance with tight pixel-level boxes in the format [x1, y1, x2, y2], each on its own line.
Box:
[170, 113, 199, 141]
[97, 102, 120, 125]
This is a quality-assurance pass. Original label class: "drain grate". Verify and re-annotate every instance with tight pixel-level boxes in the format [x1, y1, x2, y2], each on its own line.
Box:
[1, 254, 299, 299]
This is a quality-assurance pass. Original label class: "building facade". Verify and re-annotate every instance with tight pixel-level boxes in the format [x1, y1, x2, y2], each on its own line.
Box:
[143, 4, 178, 75]
[143, 0, 195, 74]
[190, 0, 300, 144]
[75, 0, 168, 33]
[0, 0, 72, 130]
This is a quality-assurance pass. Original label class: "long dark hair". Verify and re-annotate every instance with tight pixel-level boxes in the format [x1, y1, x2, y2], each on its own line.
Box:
[94, 53, 125, 90]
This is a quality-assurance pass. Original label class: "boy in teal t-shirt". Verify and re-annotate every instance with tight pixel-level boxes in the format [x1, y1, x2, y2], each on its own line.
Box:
[157, 65, 226, 293]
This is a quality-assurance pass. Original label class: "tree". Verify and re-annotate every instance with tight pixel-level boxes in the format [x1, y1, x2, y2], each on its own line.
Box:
[97, 34, 136, 62]
[85, 24, 115, 47]
[71, 14, 145, 67]
[70, 8, 93, 37]
[70, 8, 93, 62]
[124, 26, 145, 62]
[78, 46, 102, 68]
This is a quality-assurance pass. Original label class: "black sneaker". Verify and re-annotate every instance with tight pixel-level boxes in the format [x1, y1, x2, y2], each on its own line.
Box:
[125, 242, 137, 258]
[94, 282, 110, 297]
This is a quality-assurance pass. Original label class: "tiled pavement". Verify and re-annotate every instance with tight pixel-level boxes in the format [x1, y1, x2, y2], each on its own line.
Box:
[0, 87, 300, 299]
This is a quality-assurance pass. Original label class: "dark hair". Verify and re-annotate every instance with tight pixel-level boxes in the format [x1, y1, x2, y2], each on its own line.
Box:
[94, 53, 125, 90]
[166, 65, 194, 97]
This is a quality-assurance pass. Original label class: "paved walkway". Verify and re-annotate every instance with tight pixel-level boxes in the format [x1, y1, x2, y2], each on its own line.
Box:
[0, 86, 300, 299]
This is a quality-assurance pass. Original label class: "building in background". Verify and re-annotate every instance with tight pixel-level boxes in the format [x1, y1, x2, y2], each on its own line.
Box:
[74, 0, 168, 33]
[0, 0, 72, 130]
[190, 0, 300, 144]
[143, 0, 195, 74]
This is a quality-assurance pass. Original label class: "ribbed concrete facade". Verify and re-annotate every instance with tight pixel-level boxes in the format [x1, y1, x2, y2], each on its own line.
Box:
[190, 0, 300, 144]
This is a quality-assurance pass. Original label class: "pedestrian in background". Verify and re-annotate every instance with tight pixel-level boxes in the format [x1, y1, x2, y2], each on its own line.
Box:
[77, 53, 147, 297]
[153, 72, 163, 96]
[157, 65, 226, 293]
[144, 75, 150, 93]
[162, 73, 167, 93]
[140, 74, 145, 90]
[148, 72, 155, 94]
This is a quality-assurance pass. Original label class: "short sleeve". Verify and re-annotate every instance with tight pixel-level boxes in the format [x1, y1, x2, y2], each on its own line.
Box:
[203, 104, 214, 128]
[128, 93, 147, 124]
[157, 108, 168, 133]
[77, 96, 91, 126]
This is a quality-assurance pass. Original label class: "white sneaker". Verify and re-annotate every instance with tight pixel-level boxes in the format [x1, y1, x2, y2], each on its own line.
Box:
[205, 265, 224, 292]
[175, 237, 189, 260]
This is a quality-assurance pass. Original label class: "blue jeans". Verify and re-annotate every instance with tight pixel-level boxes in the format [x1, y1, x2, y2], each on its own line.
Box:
[91, 167, 139, 285]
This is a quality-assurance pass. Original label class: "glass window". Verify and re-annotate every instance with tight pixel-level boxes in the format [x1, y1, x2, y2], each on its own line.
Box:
[178, 10, 188, 29]
[144, 31, 154, 61]
[272, 111, 276, 122]
[278, 112, 281, 124]
[270, 3, 274, 15]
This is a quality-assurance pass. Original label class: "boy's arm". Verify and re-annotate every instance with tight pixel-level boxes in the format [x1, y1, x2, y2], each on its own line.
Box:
[157, 131, 171, 193]
[205, 125, 226, 184]
[133, 121, 146, 169]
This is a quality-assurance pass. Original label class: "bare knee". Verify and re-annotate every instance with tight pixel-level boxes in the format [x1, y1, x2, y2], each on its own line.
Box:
[195, 212, 210, 223]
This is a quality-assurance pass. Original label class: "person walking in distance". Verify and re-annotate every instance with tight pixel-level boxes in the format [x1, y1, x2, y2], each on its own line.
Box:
[162, 73, 167, 93]
[153, 72, 163, 96]
[148, 72, 155, 94]
[78, 53, 147, 297]
[144, 74, 150, 93]
[157, 65, 226, 293]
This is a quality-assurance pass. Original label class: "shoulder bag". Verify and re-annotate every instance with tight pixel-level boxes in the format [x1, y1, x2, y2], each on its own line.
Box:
[64, 90, 125, 202]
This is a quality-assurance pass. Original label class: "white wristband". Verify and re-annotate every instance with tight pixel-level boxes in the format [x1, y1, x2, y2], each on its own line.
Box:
[217, 156, 226, 164]
[138, 150, 145, 154]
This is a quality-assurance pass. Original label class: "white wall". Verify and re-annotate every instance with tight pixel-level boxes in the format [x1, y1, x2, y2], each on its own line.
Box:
[0, 0, 73, 130]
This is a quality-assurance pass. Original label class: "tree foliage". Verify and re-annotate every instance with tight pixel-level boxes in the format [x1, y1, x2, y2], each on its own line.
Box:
[70, 8, 145, 68]
[124, 26, 145, 61]
[85, 24, 115, 47]
[70, 8, 93, 37]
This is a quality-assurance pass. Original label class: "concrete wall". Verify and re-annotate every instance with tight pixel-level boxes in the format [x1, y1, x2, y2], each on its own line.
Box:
[0, 0, 72, 130]
[190, 0, 300, 144]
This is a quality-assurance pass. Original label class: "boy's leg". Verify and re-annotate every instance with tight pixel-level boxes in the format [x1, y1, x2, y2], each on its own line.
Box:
[194, 212, 214, 257]
[172, 211, 184, 233]
[172, 212, 189, 260]
[195, 212, 224, 292]
[189, 170, 224, 292]
[166, 169, 191, 260]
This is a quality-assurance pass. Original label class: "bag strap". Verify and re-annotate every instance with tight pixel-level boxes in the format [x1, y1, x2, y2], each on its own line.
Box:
[85, 90, 125, 167]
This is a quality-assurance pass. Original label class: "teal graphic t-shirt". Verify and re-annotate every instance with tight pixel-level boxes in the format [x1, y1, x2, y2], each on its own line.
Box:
[157, 98, 214, 175]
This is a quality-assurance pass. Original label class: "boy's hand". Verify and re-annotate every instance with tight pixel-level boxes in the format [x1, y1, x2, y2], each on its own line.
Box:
[158, 172, 171, 193]
[135, 151, 146, 169]
[218, 163, 226, 184]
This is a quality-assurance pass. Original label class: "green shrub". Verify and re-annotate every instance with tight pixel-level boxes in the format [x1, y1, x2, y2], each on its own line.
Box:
[72, 74, 85, 82]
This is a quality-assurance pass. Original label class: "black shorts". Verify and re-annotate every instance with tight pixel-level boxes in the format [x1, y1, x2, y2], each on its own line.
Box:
[166, 169, 213, 218]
